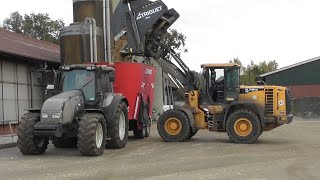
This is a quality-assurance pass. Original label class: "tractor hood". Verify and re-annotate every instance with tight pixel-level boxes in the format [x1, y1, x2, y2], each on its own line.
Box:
[41, 90, 85, 125]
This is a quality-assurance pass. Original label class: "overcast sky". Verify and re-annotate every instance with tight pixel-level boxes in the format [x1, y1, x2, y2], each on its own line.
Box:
[1, 0, 319, 71]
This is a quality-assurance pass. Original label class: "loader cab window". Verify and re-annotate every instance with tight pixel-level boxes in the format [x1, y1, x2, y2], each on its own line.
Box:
[203, 67, 224, 103]
[225, 67, 240, 90]
[61, 70, 96, 101]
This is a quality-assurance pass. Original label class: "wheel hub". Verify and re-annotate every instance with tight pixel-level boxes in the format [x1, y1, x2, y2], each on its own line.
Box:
[234, 118, 253, 137]
[119, 111, 126, 140]
[165, 118, 182, 135]
[95, 123, 103, 148]
[240, 124, 248, 131]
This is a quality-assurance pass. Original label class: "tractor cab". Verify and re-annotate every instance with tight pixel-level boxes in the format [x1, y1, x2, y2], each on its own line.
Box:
[60, 64, 114, 106]
[201, 63, 240, 104]
[46, 64, 115, 108]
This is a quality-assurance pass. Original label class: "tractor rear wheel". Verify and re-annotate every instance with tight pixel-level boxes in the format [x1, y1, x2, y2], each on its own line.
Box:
[226, 109, 262, 144]
[77, 113, 107, 156]
[157, 110, 191, 142]
[52, 137, 78, 148]
[106, 101, 129, 149]
[17, 113, 49, 155]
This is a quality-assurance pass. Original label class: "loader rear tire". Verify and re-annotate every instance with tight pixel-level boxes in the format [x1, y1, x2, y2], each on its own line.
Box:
[77, 113, 107, 156]
[226, 109, 262, 144]
[17, 113, 49, 155]
[106, 101, 129, 149]
[157, 110, 191, 142]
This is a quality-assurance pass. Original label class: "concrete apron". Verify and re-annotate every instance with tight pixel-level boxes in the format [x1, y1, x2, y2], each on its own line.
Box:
[0, 136, 17, 150]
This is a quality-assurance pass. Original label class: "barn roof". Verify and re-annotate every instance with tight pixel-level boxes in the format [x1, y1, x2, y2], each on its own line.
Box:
[260, 56, 320, 77]
[0, 28, 60, 63]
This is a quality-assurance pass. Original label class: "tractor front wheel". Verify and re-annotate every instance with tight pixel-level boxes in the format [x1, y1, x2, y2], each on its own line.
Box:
[77, 113, 107, 156]
[17, 113, 49, 155]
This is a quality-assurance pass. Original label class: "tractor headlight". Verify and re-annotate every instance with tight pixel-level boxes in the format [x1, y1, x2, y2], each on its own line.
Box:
[52, 113, 62, 119]
[41, 113, 48, 119]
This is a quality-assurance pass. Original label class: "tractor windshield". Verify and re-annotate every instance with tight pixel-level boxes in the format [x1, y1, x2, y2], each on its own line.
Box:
[61, 70, 95, 101]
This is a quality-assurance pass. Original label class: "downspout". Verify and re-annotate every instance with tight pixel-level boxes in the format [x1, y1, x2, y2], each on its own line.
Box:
[103, 0, 107, 62]
[106, 0, 112, 62]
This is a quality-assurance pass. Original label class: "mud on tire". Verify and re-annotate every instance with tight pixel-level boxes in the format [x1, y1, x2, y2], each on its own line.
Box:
[106, 101, 129, 149]
[17, 113, 49, 155]
[77, 113, 107, 156]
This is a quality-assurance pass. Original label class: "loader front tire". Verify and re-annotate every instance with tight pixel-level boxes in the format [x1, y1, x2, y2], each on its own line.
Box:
[157, 110, 191, 142]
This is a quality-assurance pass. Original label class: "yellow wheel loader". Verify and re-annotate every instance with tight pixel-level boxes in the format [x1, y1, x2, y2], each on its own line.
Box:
[111, 0, 293, 144]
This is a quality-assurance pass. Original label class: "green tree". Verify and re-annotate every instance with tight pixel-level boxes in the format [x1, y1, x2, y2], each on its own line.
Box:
[243, 60, 279, 85]
[3, 11, 65, 44]
[229, 58, 279, 85]
[163, 29, 188, 56]
[229, 58, 242, 67]
[3, 11, 24, 33]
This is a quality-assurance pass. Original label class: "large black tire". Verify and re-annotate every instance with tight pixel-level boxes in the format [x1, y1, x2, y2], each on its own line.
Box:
[106, 101, 129, 149]
[188, 129, 198, 139]
[17, 113, 49, 155]
[52, 138, 78, 148]
[157, 110, 191, 142]
[226, 109, 262, 144]
[77, 113, 107, 156]
[133, 104, 150, 139]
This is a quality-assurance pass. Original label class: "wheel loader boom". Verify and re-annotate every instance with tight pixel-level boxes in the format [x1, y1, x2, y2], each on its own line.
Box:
[112, 0, 198, 95]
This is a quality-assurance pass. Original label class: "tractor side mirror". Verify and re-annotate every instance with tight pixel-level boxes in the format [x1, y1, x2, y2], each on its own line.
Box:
[109, 71, 115, 83]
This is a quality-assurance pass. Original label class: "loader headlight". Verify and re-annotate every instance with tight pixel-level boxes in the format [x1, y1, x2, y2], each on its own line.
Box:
[41, 113, 48, 119]
[52, 113, 62, 119]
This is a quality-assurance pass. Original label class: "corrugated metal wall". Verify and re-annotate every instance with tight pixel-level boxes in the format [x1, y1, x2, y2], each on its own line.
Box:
[0, 59, 43, 124]
[265, 60, 320, 86]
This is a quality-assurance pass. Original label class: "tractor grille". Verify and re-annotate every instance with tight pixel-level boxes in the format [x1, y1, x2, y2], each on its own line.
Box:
[265, 88, 274, 115]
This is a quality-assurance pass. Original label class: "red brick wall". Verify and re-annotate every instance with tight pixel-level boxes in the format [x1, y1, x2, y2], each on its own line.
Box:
[0, 125, 18, 136]
[288, 85, 320, 99]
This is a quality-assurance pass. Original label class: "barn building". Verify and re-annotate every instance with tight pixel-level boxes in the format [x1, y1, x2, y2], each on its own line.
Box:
[0, 28, 60, 136]
[260, 56, 320, 99]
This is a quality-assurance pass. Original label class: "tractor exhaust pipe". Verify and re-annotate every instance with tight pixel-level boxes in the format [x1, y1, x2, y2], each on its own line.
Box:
[103, 0, 112, 62]
[85, 17, 98, 63]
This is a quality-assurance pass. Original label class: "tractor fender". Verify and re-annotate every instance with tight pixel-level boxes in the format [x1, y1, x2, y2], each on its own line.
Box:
[224, 102, 266, 128]
[174, 106, 197, 133]
[101, 94, 128, 127]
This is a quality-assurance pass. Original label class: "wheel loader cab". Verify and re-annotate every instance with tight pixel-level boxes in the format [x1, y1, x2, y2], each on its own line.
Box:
[201, 63, 241, 105]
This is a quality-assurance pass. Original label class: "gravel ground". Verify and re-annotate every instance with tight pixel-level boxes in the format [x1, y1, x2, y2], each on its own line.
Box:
[0, 118, 319, 180]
